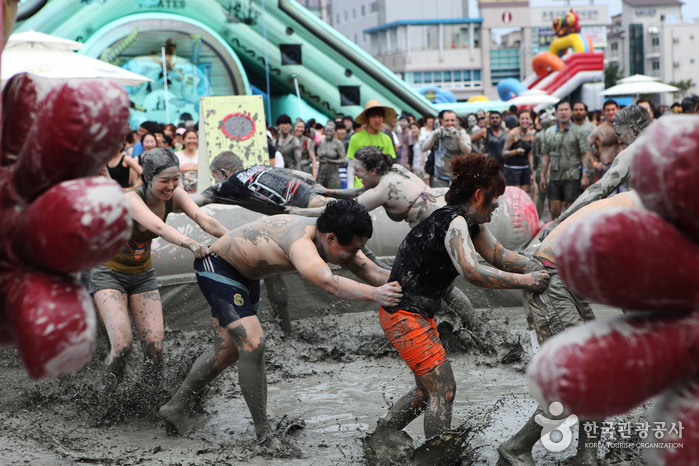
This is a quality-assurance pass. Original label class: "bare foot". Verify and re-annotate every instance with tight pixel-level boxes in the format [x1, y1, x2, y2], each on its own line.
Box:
[158, 402, 190, 436]
[258, 434, 301, 458]
[362, 420, 414, 465]
[497, 443, 536, 466]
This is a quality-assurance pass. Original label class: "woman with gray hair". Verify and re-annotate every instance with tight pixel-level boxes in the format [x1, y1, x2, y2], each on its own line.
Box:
[91, 148, 228, 391]
[315, 121, 347, 189]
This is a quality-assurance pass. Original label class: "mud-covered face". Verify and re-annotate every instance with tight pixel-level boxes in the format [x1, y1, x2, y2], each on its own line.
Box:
[149, 166, 180, 201]
[324, 234, 368, 265]
[353, 160, 380, 189]
[470, 194, 500, 224]
[278, 122, 291, 135]
[294, 122, 305, 136]
[324, 126, 334, 138]
[614, 124, 637, 146]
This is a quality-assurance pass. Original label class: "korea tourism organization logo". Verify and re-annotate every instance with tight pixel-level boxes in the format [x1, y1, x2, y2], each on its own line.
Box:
[535, 401, 578, 452]
[535, 401, 685, 453]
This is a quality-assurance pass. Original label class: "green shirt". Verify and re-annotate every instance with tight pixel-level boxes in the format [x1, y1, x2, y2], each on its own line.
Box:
[346, 130, 396, 187]
[542, 122, 589, 181]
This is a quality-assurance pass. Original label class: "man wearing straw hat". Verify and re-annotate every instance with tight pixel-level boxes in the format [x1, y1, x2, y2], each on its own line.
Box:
[346, 100, 397, 187]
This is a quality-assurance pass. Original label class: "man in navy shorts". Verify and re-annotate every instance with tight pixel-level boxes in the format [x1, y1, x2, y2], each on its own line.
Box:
[159, 200, 402, 453]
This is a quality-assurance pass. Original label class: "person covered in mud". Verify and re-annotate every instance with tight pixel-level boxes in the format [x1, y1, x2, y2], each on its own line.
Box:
[498, 190, 646, 466]
[288, 145, 447, 228]
[367, 154, 550, 449]
[537, 105, 651, 240]
[90, 148, 228, 388]
[158, 200, 402, 452]
[191, 151, 369, 333]
[191, 151, 364, 213]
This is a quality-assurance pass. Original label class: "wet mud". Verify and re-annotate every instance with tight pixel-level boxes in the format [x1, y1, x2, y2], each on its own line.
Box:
[0, 303, 648, 465]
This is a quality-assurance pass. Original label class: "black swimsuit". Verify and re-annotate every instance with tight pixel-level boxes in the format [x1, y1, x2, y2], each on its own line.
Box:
[385, 205, 480, 318]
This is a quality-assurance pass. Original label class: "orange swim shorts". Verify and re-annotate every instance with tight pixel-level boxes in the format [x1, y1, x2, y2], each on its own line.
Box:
[379, 307, 446, 377]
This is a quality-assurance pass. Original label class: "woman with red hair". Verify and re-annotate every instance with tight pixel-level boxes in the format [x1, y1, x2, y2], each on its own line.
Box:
[368, 154, 551, 447]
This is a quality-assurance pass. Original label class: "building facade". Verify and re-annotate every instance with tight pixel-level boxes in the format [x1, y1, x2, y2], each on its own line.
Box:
[605, 0, 698, 105]
[324, 0, 609, 102]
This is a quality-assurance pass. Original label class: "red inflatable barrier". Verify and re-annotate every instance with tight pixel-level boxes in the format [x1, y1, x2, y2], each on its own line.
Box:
[527, 312, 699, 419]
[632, 115, 699, 243]
[556, 208, 699, 311]
[0, 74, 132, 379]
[648, 378, 699, 465]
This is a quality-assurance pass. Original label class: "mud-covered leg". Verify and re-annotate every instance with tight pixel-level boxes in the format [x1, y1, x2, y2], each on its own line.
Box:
[575, 420, 600, 466]
[159, 319, 237, 436]
[130, 290, 164, 387]
[264, 275, 291, 333]
[93, 289, 132, 381]
[226, 315, 282, 450]
[417, 361, 456, 438]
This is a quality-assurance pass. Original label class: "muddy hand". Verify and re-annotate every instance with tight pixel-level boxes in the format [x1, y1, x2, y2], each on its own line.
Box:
[375, 281, 402, 307]
[189, 242, 210, 259]
[528, 271, 550, 292]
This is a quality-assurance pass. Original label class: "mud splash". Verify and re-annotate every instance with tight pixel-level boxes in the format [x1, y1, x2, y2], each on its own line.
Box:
[0, 305, 647, 465]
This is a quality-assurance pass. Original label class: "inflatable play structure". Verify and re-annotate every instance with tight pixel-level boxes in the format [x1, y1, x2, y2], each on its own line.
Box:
[497, 9, 603, 109]
[13, 0, 436, 127]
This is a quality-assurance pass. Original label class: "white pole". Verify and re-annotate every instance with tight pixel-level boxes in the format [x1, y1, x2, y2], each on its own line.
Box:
[161, 46, 170, 124]
[292, 74, 304, 121]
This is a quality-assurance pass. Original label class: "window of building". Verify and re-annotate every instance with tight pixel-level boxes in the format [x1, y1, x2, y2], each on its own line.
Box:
[453, 70, 461, 81]
[443, 71, 452, 82]
[611, 42, 618, 51]
[424, 72, 432, 84]
[353, 8, 356, 19]
[433, 71, 442, 83]
[354, 34, 358, 43]
[361, 5, 365, 15]
[413, 72, 422, 84]
[652, 37, 660, 47]
[344, 11, 348, 21]
[652, 61, 660, 70]
[371, 2, 377, 13]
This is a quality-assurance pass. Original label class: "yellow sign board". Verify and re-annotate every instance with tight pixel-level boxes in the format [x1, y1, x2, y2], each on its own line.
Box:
[197, 95, 268, 191]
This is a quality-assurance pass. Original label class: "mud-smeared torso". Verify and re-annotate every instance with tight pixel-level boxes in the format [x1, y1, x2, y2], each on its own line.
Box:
[385, 205, 480, 318]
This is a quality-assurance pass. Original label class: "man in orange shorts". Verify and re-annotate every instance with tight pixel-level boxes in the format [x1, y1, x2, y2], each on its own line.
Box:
[367, 154, 549, 452]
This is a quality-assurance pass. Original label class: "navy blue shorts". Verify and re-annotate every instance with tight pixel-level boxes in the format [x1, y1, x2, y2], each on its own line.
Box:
[503, 166, 531, 186]
[194, 253, 260, 327]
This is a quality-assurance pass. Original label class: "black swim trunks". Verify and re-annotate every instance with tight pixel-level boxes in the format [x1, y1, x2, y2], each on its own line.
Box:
[194, 253, 260, 327]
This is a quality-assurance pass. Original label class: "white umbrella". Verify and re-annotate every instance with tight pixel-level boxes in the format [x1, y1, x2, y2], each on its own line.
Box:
[601, 74, 679, 96]
[508, 89, 560, 107]
[2, 32, 151, 87]
[7, 30, 85, 51]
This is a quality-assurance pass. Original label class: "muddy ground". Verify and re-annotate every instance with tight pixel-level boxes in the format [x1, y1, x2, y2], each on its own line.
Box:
[0, 300, 650, 465]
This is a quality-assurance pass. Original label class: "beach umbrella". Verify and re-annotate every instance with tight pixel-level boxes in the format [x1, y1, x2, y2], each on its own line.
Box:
[508, 89, 560, 107]
[7, 30, 85, 51]
[601, 74, 679, 96]
[1, 31, 151, 87]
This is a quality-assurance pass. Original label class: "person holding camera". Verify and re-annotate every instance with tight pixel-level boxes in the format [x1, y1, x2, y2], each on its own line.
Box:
[420, 110, 472, 187]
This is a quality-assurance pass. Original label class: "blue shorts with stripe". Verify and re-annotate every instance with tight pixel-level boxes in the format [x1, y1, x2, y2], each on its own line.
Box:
[194, 253, 260, 327]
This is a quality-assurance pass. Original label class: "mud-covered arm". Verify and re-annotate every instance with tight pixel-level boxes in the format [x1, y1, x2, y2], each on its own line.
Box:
[126, 189, 209, 258]
[321, 186, 365, 199]
[421, 128, 440, 151]
[472, 225, 528, 273]
[174, 189, 228, 238]
[342, 249, 391, 286]
[445, 216, 545, 290]
[290, 240, 401, 306]
[547, 147, 633, 230]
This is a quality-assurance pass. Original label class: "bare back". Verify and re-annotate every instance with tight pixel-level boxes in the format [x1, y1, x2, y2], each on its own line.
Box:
[357, 165, 446, 228]
[211, 215, 317, 279]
